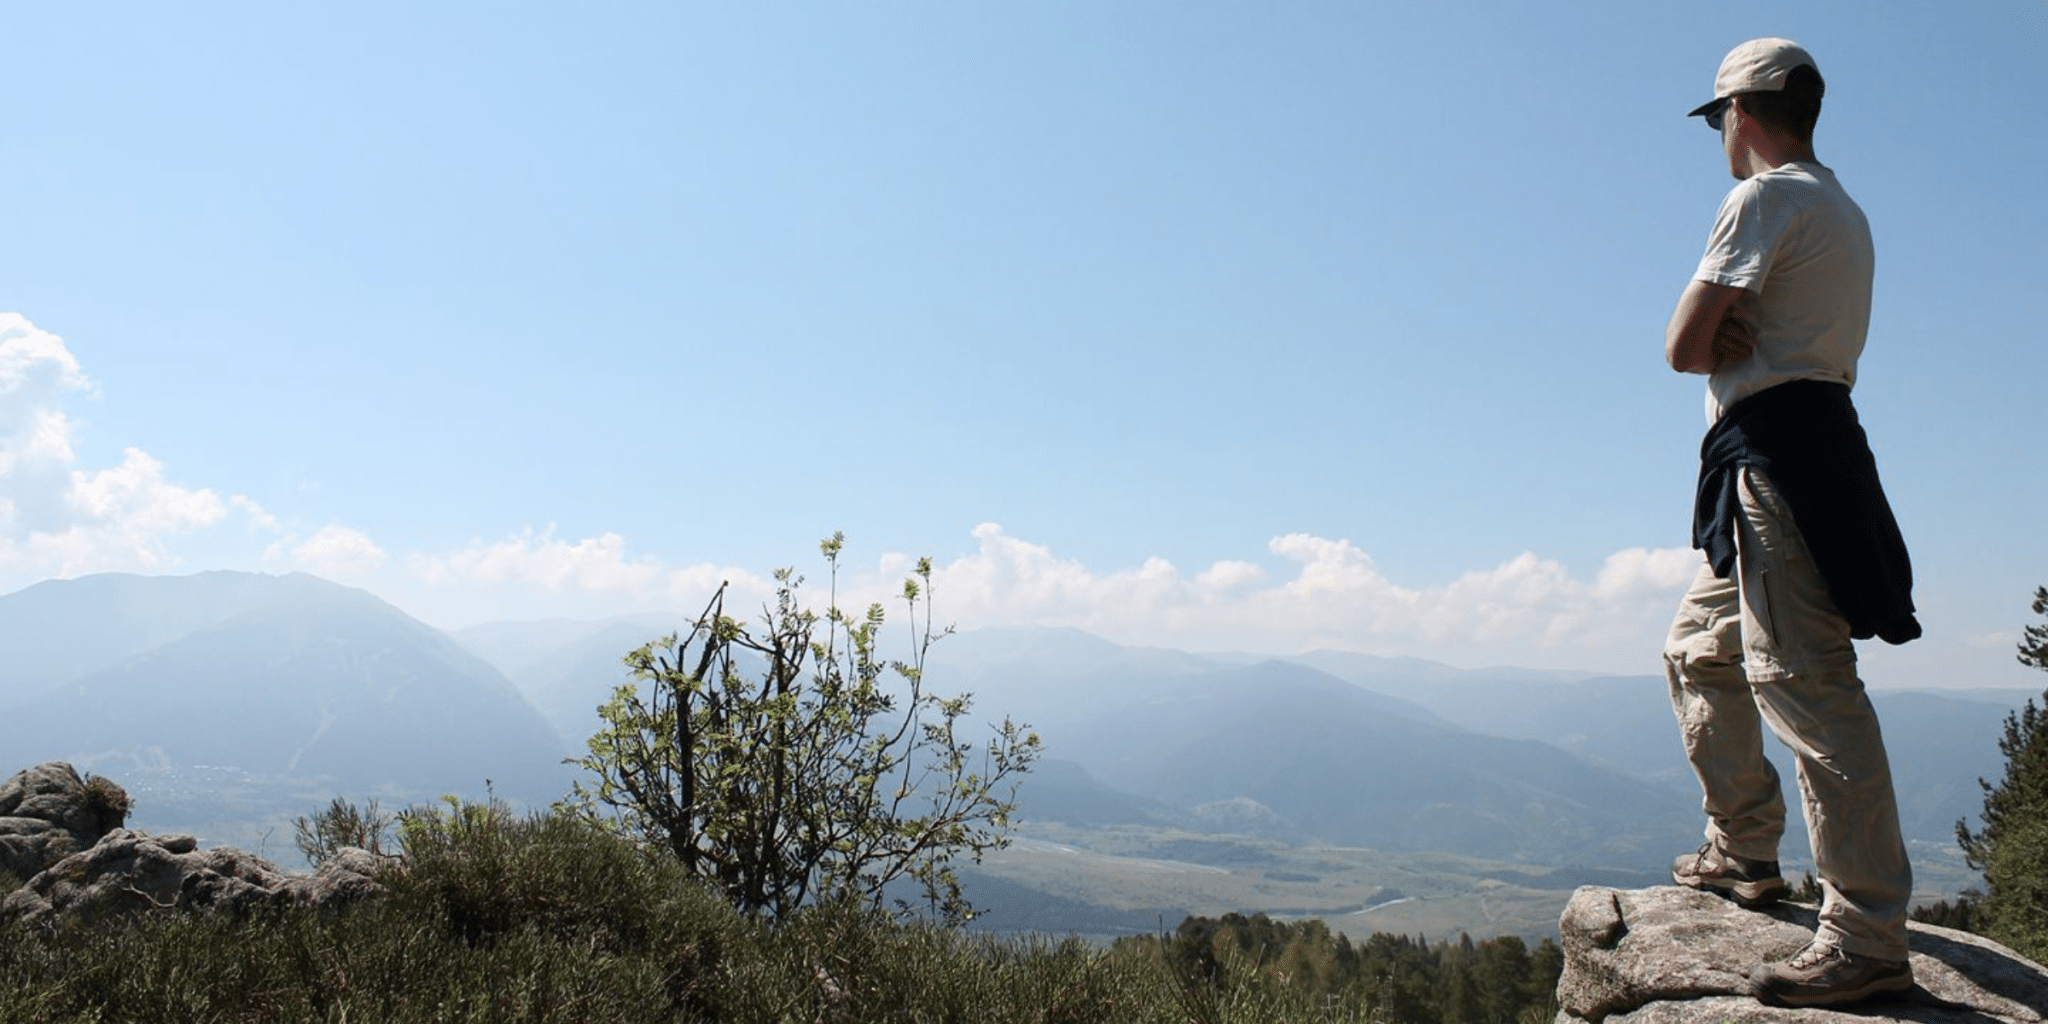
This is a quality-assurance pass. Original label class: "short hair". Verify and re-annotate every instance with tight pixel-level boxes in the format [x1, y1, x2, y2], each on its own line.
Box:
[1736, 64, 1825, 144]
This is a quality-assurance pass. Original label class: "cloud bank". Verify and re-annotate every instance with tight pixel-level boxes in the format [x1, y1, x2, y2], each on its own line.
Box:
[0, 310, 1700, 671]
[402, 528, 771, 628]
[0, 315, 236, 575]
[382, 522, 1697, 671]
[910, 523, 1697, 669]
[0, 313, 364, 581]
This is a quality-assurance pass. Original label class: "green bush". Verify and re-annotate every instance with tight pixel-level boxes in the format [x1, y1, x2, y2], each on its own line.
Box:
[0, 798, 740, 1024]
[80, 772, 132, 831]
[385, 795, 735, 955]
[569, 536, 1040, 924]
[292, 795, 395, 866]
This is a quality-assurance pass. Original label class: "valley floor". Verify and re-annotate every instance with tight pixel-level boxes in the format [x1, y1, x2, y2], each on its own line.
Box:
[963, 822, 1985, 943]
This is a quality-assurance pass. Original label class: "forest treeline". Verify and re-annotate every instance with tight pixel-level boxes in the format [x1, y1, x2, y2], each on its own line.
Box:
[1124, 912, 1564, 1024]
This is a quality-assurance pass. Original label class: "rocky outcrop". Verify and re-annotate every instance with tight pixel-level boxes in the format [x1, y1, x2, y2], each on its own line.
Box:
[2, 829, 391, 924]
[1557, 885, 2048, 1024]
[1, 762, 393, 926]
[0, 762, 130, 882]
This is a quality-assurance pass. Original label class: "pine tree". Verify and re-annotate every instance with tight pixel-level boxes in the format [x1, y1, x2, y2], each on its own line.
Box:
[2023, 586, 2048, 673]
[1954, 586, 2048, 962]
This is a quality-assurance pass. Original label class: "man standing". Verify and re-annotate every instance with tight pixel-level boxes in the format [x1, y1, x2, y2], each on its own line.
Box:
[1662, 38, 1920, 1008]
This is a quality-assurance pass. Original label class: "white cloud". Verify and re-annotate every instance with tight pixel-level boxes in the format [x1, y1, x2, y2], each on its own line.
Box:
[1596, 546, 1702, 597]
[2, 448, 237, 578]
[0, 313, 90, 411]
[904, 523, 1701, 672]
[1195, 559, 1265, 593]
[0, 313, 95, 535]
[412, 529, 667, 591]
[1965, 630, 2015, 650]
[402, 528, 771, 623]
[287, 524, 386, 577]
[0, 314, 273, 583]
[68, 448, 228, 533]
[232, 495, 282, 533]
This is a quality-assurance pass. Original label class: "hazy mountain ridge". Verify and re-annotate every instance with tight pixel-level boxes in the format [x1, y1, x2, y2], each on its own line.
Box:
[513, 620, 678, 753]
[0, 572, 570, 803]
[0, 571, 318, 708]
[1051, 658, 1693, 862]
[1288, 647, 2035, 851]
[452, 612, 682, 687]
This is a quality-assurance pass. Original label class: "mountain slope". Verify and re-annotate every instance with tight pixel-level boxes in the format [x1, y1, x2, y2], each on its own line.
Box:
[941, 627, 1451, 736]
[1055, 659, 1696, 865]
[0, 573, 569, 801]
[0, 571, 298, 708]
[451, 612, 681, 686]
[1292, 649, 2035, 846]
[517, 620, 672, 753]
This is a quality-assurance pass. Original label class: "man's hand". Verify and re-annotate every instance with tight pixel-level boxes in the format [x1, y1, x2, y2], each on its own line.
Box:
[1710, 311, 1756, 367]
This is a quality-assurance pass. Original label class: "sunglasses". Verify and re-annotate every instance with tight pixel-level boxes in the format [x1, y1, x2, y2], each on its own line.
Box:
[1704, 100, 1730, 132]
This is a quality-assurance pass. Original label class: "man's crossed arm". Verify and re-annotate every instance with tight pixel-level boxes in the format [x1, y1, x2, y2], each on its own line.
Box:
[1665, 279, 1755, 374]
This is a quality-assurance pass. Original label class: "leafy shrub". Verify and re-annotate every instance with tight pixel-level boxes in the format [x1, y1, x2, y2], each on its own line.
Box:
[0, 800, 749, 1023]
[386, 795, 732, 954]
[292, 795, 395, 866]
[80, 772, 132, 831]
[569, 535, 1040, 924]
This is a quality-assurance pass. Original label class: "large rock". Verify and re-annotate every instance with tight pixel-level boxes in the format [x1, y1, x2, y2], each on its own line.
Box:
[1, 828, 392, 925]
[0, 762, 129, 883]
[2, 762, 392, 926]
[1557, 885, 2048, 1024]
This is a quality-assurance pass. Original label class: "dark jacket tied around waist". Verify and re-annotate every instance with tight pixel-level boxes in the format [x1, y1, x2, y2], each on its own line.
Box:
[1692, 378, 1922, 645]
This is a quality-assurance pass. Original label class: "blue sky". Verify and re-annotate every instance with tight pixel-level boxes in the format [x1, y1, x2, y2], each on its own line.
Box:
[0, 2, 2040, 686]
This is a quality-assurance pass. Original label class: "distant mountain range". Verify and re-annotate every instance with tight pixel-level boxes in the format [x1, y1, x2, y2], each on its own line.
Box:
[1282, 647, 2033, 850]
[450, 612, 2039, 871]
[1, 572, 2037, 886]
[991, 656, 1673, 863]
[453, 616, 680, 759]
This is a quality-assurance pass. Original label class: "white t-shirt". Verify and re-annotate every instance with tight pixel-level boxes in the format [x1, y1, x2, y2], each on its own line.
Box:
[1694, 161, 1874, 423]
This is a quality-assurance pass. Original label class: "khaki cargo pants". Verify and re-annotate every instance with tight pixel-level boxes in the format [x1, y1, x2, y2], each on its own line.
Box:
[1664, 465, 1912, 961]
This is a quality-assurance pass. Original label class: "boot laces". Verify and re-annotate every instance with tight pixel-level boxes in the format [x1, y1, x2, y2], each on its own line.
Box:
[1788, 943, 1841, 971]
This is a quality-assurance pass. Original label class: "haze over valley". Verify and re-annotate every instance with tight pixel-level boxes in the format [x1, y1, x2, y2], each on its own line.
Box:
[0, 570, 2029, 940]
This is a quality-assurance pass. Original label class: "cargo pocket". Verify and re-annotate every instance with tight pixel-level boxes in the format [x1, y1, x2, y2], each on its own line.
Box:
[1756, 566, 1782, 648]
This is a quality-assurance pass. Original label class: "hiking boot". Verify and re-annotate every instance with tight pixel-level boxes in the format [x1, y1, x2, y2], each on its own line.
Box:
[1750, 941, 1913, 1007]
[1671, 843, 1789, 907]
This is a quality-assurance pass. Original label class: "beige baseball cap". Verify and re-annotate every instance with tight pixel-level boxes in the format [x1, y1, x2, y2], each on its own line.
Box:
[1686, 38, 1820, 118]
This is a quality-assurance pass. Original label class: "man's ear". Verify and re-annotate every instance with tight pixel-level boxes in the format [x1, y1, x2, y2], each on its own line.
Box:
[1726, 95, 1757, 140]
